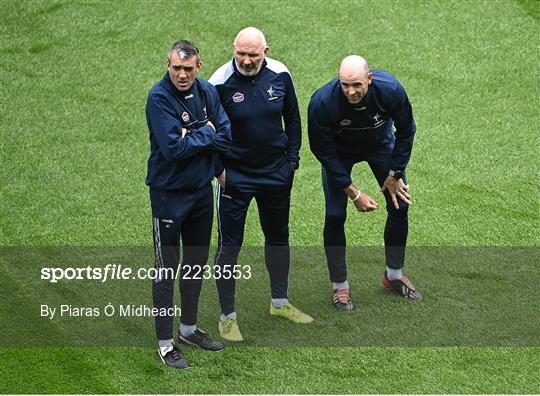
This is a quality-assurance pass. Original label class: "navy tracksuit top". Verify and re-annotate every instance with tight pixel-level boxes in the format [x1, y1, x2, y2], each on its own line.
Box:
[308, 70, 416, 189]
[208, 58, 301, 175]
[145, 73, 231, 190]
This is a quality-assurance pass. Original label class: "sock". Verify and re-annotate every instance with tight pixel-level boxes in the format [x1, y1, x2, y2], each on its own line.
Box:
[386, 267, 403, 280]
[332, 280, 349, 291]
[180, 324, 196, 337]
[271, 298, 287, 308]
[220, 311, 237, 322]
[158, 339, 174, 355]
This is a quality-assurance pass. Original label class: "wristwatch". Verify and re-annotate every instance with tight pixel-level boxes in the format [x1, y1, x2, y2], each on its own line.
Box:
[389, 170, 403, 180]
[289, 161, 299, 171]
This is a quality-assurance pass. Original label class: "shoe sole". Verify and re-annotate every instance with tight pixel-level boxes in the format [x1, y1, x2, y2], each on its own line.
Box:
[218, 324, 244, 342]
[218, 328, 244, 342]
[220, 334, 244, 342]
[269, 311, 314, 324]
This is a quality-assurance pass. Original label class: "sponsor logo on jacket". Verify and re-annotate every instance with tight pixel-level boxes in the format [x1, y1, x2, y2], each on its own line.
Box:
[232, 92, 244, 103]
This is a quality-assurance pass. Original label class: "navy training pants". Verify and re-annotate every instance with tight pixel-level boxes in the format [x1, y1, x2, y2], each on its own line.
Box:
[214, 161, 294, 315]
[323, 144, 409, 283]
[150, 184, 213, 340]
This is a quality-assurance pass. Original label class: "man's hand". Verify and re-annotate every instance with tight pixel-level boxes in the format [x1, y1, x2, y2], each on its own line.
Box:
[207, 120, 215, 132]
[344, 184, 379, 212]
[354, 193, 379, 212]
[380, 176, 411, 209]
[217, 169, 226, 188]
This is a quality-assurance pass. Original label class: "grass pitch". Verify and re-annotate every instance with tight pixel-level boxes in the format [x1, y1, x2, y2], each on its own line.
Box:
[1, 0, 539, 393]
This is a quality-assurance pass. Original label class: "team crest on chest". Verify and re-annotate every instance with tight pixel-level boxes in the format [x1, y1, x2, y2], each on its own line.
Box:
[340, 119, 352, 126]
[372, 112, 385, 127]
[267, 85, 278, 101]
[232, 92, 244, 103]
[181, 111, 190, 122]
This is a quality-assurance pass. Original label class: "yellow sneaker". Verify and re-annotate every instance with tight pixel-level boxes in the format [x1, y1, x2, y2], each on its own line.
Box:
[218, 318, 244, 341]
[269, 302, 314, 324]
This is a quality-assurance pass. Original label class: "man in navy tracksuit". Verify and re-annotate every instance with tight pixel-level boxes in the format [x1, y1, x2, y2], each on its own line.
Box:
[308, 55, 422, 311]
[209, 27, 313, 341]
[146, 40, 231, 369]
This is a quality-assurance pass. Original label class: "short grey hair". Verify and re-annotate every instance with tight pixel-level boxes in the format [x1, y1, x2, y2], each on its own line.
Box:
[167, 40, 200, 62]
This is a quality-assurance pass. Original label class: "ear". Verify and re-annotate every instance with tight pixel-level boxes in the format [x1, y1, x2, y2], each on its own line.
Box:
[367, 72, 373, 85]
[264, 46, 269, 57]
[196, 60, 203, 72]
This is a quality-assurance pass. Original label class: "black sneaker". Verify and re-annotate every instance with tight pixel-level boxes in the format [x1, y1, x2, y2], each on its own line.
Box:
[158, 344, 190, 370]
[332, 288, 355, 311]
[381, 271, 422, 300]
[178, 329, 225, 351]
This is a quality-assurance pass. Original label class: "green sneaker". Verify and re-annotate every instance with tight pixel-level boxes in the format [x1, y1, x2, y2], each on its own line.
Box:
[218, 318, 244, 341]
[269, 302, 314, 324]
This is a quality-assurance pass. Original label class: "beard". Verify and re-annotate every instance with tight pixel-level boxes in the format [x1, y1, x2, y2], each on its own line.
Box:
[235, 59, 261, 76]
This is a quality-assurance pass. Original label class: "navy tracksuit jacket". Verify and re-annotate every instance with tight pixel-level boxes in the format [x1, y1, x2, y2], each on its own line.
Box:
[146, 73, 231, 339]
[209, 58, 301, 314]
[308, 70, 416, 280]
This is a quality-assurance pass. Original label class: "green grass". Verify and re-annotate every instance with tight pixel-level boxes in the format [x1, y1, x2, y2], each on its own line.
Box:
[1, 347, 538, 394]
[1, 0, 539, 393]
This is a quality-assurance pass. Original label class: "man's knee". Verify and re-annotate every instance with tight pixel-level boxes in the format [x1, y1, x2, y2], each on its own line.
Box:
[262, 222, 289, 246]
[215, 245, 241, 262]
[325, 210, 347, 227]
[219, 229, 244, 248]
[386, 201, 408, 219]
[265, 236, 289, 246]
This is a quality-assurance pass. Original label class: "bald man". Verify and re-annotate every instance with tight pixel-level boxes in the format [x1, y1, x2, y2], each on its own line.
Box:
[209, 27, 312, 341]
[308, 55, 422, 311]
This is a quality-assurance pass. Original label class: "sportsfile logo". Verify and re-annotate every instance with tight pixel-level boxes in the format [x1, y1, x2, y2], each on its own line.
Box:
[40, 264, 172, 283]
[40, 264, 252, 283]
